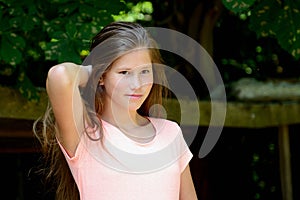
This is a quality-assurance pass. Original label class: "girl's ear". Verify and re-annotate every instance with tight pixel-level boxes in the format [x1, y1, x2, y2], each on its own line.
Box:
[99, 77, 104, 85]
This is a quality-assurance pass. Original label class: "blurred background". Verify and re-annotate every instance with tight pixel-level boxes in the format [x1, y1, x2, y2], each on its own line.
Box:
[0, 0, 299, 199]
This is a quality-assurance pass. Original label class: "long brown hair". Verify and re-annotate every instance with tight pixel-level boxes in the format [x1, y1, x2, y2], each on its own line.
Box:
[33, 21, 168, 200]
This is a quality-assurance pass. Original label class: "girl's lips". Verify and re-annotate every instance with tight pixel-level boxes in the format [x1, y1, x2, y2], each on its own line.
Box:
[126, 94, 143, 99]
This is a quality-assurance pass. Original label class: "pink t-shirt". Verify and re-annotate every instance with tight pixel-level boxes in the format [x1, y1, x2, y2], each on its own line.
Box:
[58, 117, 193, 200]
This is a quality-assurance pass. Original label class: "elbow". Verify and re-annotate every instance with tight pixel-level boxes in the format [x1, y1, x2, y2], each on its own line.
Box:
[47, 64, 73, 87]
[46, 64, 74, 92]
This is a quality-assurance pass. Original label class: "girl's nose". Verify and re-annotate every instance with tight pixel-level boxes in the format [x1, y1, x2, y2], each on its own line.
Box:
[129, 74, 142, 89]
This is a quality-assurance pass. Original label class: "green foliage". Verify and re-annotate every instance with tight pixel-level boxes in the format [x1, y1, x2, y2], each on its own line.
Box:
[222, 0, 300, 60]
[0, 0, 154, 100]
[0, 0, 128, 100]
[250, 142, 278, 199]
[113, 1, 153, 22]
[222, 0, 256, 13]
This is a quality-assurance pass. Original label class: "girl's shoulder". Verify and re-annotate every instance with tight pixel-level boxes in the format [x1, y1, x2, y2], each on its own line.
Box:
[148, 117, 178, 124]
[148, 117, 181, 133]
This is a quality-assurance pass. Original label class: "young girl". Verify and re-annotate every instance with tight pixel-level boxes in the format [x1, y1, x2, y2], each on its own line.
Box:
[34, 21, 197, 200]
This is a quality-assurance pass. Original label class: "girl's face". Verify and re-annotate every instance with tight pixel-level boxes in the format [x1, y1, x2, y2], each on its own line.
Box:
[101, 49, 153, 113]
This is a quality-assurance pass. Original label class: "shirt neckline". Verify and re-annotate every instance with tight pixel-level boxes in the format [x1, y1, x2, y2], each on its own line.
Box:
[101, 117, 158, 146]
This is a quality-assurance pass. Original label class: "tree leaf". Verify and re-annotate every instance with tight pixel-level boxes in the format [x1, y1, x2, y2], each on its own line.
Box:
[58, 2, 79, 15]
[57, 40, 82, 64]
[7, 33, 26, 49]
[65, 23, 77, 38]
[222, 0, 257, 13]
[17, 70, 40, 101]
[51, 31, 68, 40]
[22, 15, 40, 31]
[0, 35, 23, 65]
[78, 23, 97, 40]
[249, 0, 300, 60]
[44, 42, 59, 61]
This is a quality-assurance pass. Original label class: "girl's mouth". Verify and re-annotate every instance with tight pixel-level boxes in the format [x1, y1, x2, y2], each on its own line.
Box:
[126, 94, 143, 99]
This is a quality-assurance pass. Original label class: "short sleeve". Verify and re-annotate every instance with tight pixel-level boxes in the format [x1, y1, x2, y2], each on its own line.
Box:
[175, 123, 193, 173]
[56, 135, 85, 163]
[179, 148, 193, 173]
[154, 118, 194, 173]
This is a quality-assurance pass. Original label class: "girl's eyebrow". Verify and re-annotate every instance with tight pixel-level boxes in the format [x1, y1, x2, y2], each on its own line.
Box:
[140, 64, 152, 68]
[116, 64, 152, 70]
[116, 67, 132, 71]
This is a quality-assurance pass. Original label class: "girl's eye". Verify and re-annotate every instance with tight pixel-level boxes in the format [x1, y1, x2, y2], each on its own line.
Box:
[141, 69, 151, 74]
[119, 71, 129, 75]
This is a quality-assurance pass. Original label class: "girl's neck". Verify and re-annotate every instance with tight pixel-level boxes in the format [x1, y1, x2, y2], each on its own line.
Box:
[101, 107, 149, 131]
[101, 105, 156, 144]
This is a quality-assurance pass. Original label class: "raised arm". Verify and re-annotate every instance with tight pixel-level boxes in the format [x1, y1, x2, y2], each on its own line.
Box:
[46, 62, 91, 157]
